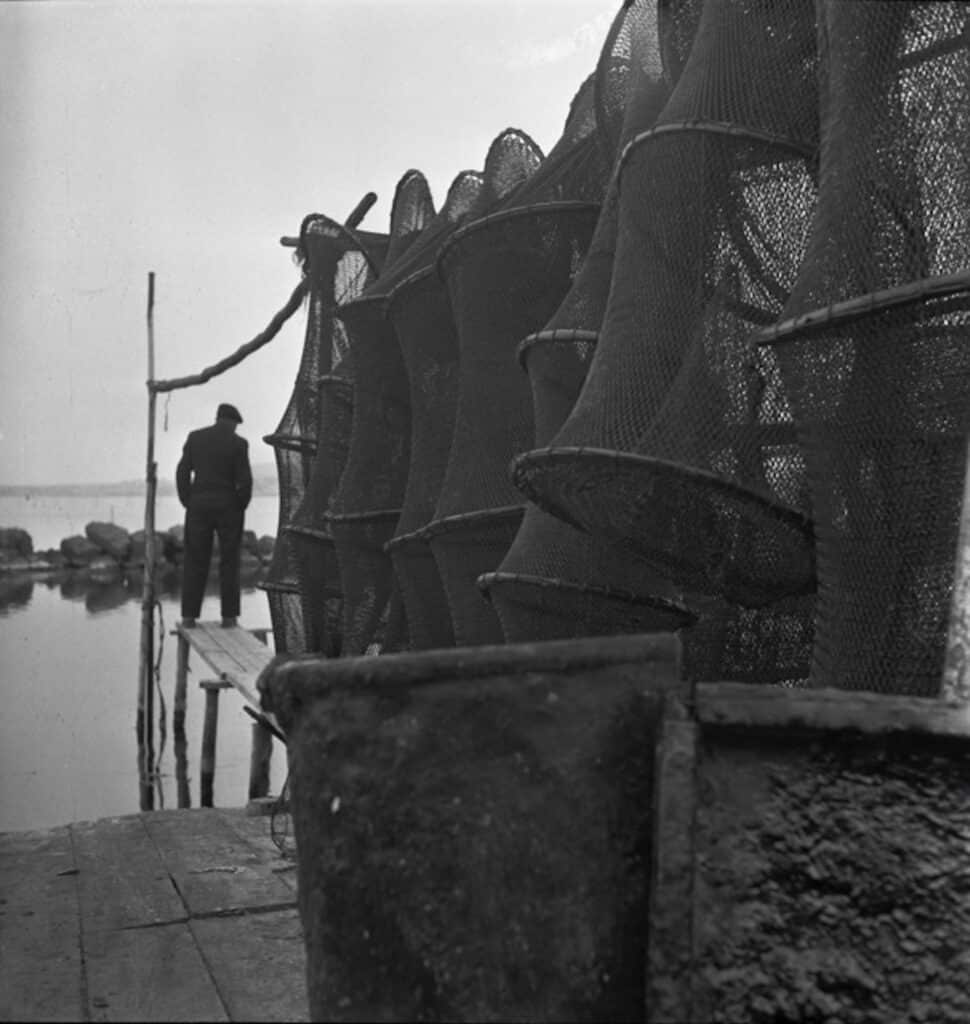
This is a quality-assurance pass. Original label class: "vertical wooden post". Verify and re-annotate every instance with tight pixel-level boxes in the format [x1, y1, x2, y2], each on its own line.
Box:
[174, 632, 191, 808]
[138, 271, 157, 811]
[200, 681, 223, 808]
[247, 624, 273, 801]
[248, 722, 273, 800]
[174, 632, 190, 732]
[174, 726, 191, 810]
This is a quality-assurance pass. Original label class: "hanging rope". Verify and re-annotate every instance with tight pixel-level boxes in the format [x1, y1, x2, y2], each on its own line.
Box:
[148, 192, 377, 397]
[152, 597, 168, 808]
[150, 278, 309, 395]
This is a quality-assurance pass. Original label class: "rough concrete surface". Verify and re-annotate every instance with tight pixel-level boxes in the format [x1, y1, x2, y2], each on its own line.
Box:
[691, 728, 970, 1024]
[282, 662, 676, 1022]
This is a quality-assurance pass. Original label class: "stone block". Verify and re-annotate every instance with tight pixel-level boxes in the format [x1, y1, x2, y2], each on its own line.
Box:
[85, 521, 132, 561]
[0, 527, 33, 557]
[61, 534, 101, 567]
[646, 684, 970, 1024]
[129, 529, 169, 566]
[262, 633, 682, 1023]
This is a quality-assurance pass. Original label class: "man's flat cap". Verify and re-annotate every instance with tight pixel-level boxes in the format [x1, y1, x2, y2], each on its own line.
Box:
[216, 403, 243, 424]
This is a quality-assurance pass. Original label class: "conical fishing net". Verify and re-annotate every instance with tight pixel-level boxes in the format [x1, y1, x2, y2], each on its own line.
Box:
[480, 0, 704, 644]
[513, 0, 821, 682]
[382, 170, 485, 650]
[262, 212, 387, 653]
[326, 170, 436, 656]
[427, 63, 615, 647]
[758, 0, 970, 696]
[287, 367, 354, 656]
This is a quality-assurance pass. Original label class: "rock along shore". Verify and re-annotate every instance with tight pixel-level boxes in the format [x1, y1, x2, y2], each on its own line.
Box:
[0, 523, 276, 579]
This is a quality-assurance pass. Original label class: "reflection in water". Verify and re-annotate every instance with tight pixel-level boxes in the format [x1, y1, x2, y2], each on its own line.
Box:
[0, 580, 277, 832]
[0, 575, 34, 613]
[59, 573, 89, 603]
[86, 579, 130, 614]
[0, 564, 265, 614]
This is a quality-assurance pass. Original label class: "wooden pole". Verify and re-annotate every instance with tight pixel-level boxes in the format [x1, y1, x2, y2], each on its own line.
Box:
[138, 271, 157, 811]
[174, 632, 191, 808]
[200, 681, 226, 808]
[248, 721, 273, 801]
[174, 631, 190, 730]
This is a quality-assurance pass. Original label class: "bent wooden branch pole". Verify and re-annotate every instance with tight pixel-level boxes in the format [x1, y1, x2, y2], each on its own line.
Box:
[152, 191, 378, 395]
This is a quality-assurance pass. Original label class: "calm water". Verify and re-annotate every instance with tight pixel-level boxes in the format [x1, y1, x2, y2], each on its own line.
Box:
[0, 494, 285, 833]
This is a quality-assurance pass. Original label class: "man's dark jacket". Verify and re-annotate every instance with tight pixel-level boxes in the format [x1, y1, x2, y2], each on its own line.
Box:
[176, 421, 253, 510]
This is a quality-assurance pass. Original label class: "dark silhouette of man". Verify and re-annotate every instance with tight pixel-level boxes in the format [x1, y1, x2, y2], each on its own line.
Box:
[177, 403, 253, 628]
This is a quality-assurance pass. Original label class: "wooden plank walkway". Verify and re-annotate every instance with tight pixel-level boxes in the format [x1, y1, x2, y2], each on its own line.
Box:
[175, 622, 284, 806]
[176, 622, 275, 713]
[0, 808, 308, 1023]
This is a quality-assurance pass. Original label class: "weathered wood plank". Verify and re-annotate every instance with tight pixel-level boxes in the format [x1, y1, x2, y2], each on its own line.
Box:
[0, 827, 83, 1023]
[191, 909, 309, 1022]
[143, 810, 295, 917]
[215, 811, 297, 894]
[72, 816, 185, 931]
[198, 651, 262, 705]
[180, 623, 275, 712]
[84, 922, 228, 1023]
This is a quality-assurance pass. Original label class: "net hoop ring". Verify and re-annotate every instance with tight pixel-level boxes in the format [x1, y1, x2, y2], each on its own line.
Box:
[512, 446, 816, 608]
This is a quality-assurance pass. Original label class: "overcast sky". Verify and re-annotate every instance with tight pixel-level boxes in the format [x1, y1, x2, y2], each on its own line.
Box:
[0, 0, 616, 486]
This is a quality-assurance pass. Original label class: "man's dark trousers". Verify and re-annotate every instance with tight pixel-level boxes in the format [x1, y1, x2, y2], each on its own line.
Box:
[181, 491, 244, 619]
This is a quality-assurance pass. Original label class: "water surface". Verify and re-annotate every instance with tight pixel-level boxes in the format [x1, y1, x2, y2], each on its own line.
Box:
[0, 563, 282, 833]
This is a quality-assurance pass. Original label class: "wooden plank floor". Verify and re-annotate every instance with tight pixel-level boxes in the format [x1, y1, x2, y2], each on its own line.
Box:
[177, 622, 275, 710]
[0, 809, 307, 1023]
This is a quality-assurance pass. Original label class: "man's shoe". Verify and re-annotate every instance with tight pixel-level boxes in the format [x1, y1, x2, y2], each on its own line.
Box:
[221, 617, 238, 629]
[181, 617, 197, 629]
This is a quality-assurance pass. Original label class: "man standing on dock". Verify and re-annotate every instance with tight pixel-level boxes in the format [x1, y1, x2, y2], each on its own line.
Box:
[177, 402, 253, 629]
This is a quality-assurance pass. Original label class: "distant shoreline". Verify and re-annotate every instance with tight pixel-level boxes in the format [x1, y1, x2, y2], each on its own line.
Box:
[0, 464, 279, 499]
[0, 485, 279, 498]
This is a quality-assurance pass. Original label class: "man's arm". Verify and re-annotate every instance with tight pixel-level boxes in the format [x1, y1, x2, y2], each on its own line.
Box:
[235, 438, 253, 510]
[176, 438, 193, 508]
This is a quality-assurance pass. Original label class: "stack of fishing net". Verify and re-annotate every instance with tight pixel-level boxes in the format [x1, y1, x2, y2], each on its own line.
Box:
[513, 0, 822, 684]
[261, 213, 387, 654]
[479, 0, 704, 644]
[325, 171, 436, 655]
[382, 169, 486, 650]
[283, 216, 383, 656]
[755, 0, 970, 696]
[425, 60, 615, 647]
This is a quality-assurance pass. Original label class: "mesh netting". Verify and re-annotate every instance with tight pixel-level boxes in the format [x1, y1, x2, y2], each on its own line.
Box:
[512, 0, 821, 682]
[681, 591, 816, 686]
[756, 1, 970, 696]
[287, 370, 354, 656]
[326, 170, 437, 655]
[427, 65, 618, 646]
[383, 170, 486, 650]
[481, 0, 704, 643]
[262, 213, 386, 653]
